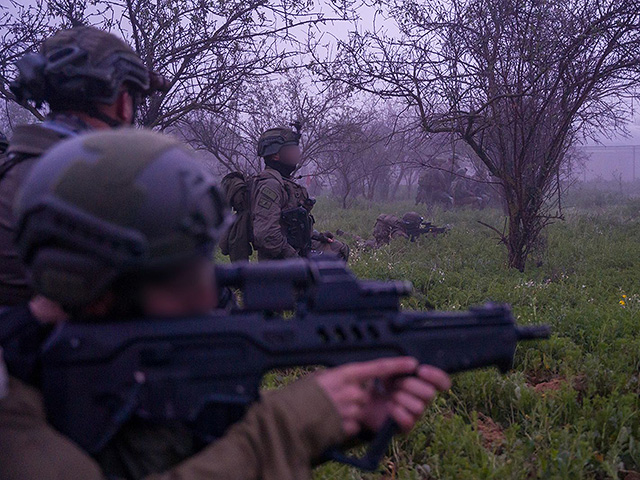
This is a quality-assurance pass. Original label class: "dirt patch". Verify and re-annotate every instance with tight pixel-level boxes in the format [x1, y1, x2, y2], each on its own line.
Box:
[526, 374, 588, 396]
[532, 377, 565, 393]
[475, 412, 506, 453]
[526, 369, 557, 385]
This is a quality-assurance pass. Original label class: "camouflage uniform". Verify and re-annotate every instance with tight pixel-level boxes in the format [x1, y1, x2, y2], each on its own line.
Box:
[339, 212, 444, 249]
[0, 129, 345, 480]
[252, 166, 309, 260]
[0, 115, 92, 304]
[372, 214, 409, 246]
[416, 162, 454, 208]
[0, 26, 167, 306]
[251, 128, 349, 261]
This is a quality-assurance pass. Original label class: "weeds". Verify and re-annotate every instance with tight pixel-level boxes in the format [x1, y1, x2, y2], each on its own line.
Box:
[308, 198, 640, 479]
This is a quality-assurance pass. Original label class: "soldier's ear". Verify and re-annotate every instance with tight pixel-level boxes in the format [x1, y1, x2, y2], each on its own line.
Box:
[114, 90, 135, 125]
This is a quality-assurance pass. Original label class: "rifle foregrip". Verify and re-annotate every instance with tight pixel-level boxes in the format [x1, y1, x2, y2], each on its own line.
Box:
[323, 418, 398, 472]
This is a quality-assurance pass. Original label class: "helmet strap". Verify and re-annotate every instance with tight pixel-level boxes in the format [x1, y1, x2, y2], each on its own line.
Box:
[86, 106, 125, 129]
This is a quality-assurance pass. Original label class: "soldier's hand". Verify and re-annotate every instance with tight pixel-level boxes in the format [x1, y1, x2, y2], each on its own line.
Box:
[316, 357, 450, 437]
[29, 295, 68, 324]
[315, 231, 334, 243]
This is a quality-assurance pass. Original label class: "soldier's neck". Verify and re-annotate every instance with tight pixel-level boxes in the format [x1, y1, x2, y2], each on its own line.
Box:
[265, 159, 296, 179]
[56, 110, 120, 131]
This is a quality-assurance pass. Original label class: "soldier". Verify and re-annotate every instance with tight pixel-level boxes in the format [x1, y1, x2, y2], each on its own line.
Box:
[416, 160, 454, 208]
[372, 213, 410, 246]
[401, 212, 425, 241]
[0, 129, 450, 480]
[251, 126, 349, 261]
[0, 26, 168, 306]
[338, 212, 446, 249]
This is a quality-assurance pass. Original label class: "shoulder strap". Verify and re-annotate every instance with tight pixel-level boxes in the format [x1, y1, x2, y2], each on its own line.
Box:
[1, 122, 81, 183]
[40, 120, 81, 138]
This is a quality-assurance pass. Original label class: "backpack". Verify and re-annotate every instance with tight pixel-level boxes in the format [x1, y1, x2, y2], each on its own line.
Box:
[372, 214, 407, 245]
[219, 172, 254, 261]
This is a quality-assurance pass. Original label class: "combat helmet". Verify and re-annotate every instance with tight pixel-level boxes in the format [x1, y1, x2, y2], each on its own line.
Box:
[257, 122, 301, 158]
[15, 129, 231, 309]
[10, 26, 169, 111]
[402, 212, 424, 226]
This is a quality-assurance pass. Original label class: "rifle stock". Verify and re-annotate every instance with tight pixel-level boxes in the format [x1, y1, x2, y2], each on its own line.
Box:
[40, 258, 549, 470]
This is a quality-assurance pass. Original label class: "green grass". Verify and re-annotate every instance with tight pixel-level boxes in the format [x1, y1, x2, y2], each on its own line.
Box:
[301, 197, 640, 479]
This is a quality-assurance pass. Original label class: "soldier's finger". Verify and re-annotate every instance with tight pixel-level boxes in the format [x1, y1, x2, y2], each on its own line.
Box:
[343, 357, 418, 382]
[392, 390, 426, 416]
[395, 377, 437, 404]
[416, 365, 451, 391]
[340, 403, 362, 420]
[343, 419, 361, 437]
[389, 404, 418, 433]
[340, 385, 369, 406]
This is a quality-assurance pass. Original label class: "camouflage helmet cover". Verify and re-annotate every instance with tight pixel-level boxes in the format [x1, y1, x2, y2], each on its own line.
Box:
[10, 26, 170, 108]
[402, 212, 423, 225]
[257, 127, 301, 158]
[15, 128, 231, 308]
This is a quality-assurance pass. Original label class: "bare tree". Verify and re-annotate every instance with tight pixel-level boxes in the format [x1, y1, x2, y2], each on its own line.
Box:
[321, 0, 640, 270]
[0, 0, 346, 129]
[180, 69, 370, 180]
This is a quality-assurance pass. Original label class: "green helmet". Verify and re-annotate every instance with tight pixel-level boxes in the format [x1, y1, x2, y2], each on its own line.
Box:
[15, 129, 231, 308]
[257, 126, 301, 158]
[10, 26, 170, 109]
[402, 212, 423, 226]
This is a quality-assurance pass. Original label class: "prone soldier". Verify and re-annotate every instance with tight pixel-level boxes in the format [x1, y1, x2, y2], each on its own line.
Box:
[339, 212, 448, 249]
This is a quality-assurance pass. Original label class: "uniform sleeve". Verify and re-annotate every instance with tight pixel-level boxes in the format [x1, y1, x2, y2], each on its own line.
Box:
[0, 377, 107, 480]
[0, 375, 344, 480]
[251, 177, 297, 259]
[147, 377, 345, 480]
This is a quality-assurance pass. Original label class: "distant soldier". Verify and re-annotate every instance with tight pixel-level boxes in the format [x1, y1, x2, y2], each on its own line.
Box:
[339, 212, 446, 249]
[451, 168, 491, 209]
[0, 26, 168, 305]
[401, 212, 448, 240]
[248, 126, 349, 261]
[372, 214, 409, 246]
[416, 160, 454, 208]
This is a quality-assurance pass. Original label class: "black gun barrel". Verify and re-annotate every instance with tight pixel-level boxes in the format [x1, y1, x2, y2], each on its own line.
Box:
[516, 325, 551, 340]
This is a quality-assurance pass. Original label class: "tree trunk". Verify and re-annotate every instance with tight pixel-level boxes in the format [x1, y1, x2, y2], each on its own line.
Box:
[506, 214, 527, 272]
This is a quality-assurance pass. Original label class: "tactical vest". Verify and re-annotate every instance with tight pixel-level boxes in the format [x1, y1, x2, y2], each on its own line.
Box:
[220, 169, 313, 261]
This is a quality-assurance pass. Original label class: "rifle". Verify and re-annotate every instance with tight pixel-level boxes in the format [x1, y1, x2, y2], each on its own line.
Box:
[40, 258, 549, 471]
[406, 221, 449, 241]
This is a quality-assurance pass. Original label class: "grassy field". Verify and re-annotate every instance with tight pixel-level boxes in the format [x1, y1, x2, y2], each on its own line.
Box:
[301, 192, 640, 479]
